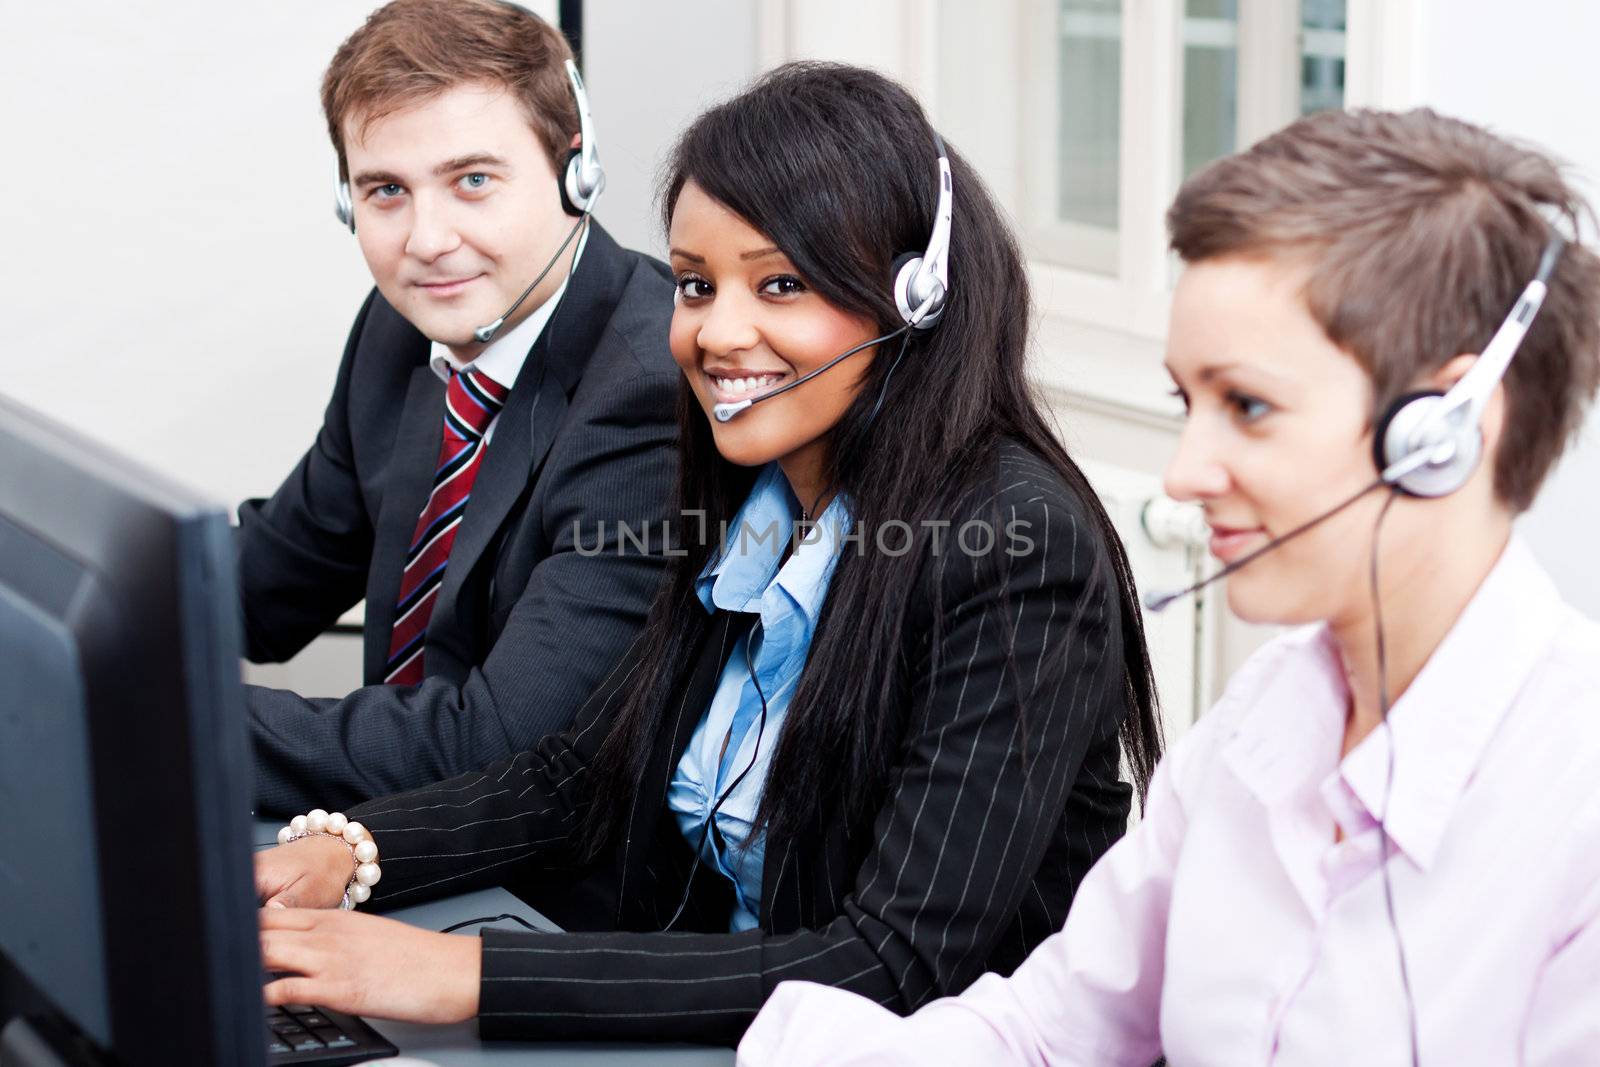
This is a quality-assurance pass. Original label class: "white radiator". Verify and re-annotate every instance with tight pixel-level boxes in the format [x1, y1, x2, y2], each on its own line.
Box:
[1079, 461, 1213, 744]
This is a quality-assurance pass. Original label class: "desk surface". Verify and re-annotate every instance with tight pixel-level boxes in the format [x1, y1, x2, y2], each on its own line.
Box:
[254, 821, 734, 1066]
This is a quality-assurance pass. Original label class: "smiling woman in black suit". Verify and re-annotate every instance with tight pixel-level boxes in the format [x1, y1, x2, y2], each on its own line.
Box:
[251, 61, 1162, 1047]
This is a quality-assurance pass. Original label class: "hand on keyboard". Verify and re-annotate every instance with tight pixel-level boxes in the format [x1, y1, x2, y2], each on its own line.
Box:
[260, 907, 482, 1025]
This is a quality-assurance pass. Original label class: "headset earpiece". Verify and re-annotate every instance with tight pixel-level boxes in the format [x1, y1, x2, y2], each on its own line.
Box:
[334, 175, 355, 234]
[1375, 389, 1484, 498]
[559, 60, 605, 217]
[892, 135, 953, 330]
[560, 145, 602, 217]
[892, 252, 943, 329]
[1371, 233, 1563, 498]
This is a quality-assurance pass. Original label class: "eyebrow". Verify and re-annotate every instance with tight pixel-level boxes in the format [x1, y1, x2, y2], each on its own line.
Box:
[666, 246, 788, 265]
[432, 152, 508, 176]
[1164, 360, 1288, 385]
[349, 153, 509, 189]
[349, 168, 404, 190]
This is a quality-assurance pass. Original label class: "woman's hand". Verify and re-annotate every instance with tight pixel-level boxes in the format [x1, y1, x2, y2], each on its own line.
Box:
[260, 908, 482, 1024]
[255, 835, 357, 910]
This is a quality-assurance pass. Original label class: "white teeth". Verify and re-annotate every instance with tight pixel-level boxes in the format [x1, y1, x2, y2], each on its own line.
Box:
[713, 374, 780, 395]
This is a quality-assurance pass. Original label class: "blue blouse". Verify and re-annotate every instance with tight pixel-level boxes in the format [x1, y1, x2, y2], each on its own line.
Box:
[665, 464, 850, 931]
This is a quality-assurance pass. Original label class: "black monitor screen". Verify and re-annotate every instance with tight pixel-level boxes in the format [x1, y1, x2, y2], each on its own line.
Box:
[0, 393, 261, 1067]
[0, 513, 112, 1047]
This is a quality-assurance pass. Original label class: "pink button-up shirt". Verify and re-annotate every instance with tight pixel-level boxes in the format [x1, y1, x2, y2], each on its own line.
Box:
[739, 537, 1600, 1066]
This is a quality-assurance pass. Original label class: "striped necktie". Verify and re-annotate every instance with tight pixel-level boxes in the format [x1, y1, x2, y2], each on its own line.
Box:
[384, 366, 509, 685]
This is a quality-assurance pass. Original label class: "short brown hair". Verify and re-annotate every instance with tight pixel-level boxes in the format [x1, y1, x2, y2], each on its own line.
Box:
[1168, 107, 1600, 512]
[322, 0, 576, 180]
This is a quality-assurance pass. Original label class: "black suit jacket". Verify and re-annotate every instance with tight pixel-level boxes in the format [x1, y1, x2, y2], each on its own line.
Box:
[348, 441, 1136, 1046]
[239, 224, 679, 816]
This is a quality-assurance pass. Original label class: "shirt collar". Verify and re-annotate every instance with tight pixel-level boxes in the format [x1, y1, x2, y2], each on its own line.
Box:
[694, 464, 851, 625]
[1337, 535, 1563, 869]
[427, 253, 578, 388]
[1220, 625, 1349, 808]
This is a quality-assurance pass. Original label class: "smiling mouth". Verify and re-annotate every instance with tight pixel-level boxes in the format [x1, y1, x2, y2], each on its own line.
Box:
[1207, 526, 1267, 563]
[414, 276, 482, 296]
[708, 371, 790, 403]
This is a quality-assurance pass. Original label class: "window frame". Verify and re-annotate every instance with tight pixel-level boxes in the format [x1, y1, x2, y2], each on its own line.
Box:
[758, 0, 1416, 397]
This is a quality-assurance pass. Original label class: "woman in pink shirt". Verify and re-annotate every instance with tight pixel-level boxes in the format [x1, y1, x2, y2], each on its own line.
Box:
[739, 108, 1600, 1066]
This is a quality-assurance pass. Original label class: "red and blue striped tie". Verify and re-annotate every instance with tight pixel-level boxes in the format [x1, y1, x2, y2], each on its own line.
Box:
[384, 366, 509, 685]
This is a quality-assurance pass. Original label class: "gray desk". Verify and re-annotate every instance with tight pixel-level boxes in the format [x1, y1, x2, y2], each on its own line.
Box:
[253, 822, 733, 1066]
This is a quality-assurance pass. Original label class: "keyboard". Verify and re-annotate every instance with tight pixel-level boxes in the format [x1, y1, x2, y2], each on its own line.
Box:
[265, 1002, 398, 1065]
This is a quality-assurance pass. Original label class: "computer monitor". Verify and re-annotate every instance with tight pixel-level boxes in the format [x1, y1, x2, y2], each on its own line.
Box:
[0, 393, 262, 1066]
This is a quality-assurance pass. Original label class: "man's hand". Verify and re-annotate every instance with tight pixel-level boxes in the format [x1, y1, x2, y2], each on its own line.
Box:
[260, 908, 482, 1024]
[256, 835, 357, 910]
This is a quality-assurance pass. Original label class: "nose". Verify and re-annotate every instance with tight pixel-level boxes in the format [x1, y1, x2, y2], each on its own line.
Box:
[404, 192, 463, 262]
[1163, 418, 1231, 503]
[694, 289, 761, 358]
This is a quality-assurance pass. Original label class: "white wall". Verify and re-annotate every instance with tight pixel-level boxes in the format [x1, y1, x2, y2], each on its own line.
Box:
[583, 1, 759, 257]
[1, 2, 380, 508]
[1405, 0, 1600, 617]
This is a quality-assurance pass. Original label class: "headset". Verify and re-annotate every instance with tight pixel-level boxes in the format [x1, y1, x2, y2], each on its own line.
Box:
[711, 131, 954, 423]
[1373, 234, 1565, 497]
[332, 58, 606, 346]
[1145, 232, 1566, 613]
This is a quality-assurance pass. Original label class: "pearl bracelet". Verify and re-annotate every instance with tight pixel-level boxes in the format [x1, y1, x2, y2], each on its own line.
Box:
[276, 808, 382, 909]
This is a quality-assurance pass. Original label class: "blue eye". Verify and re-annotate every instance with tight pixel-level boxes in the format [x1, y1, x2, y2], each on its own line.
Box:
[760, 275, 806, 296]
[459, 173, 490, 191]
[375, 183, 404, 200]
[676, 274, 711, 300]
[1226, 390, 1272, 423]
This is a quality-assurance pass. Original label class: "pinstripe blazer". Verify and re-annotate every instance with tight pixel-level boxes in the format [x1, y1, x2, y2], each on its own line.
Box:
[347, 440, 1136, 1046]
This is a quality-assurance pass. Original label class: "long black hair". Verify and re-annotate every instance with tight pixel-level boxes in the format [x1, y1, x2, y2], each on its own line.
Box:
[582, 62, 1160, 854]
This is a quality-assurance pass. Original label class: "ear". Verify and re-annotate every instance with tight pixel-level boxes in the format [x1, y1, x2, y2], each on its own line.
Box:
[570, 131, 582, 150]
[1425, 352, 1479, 393]
[1429, 352, 1510, 466]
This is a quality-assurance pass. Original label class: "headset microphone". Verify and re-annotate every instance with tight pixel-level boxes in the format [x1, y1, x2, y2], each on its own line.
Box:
[473, 60, 603, 346]
[1143, 474, 1389, 612]
[712, 322, 919, 423]
[1145, 234, 1564, 614]
[471, 207, 591, 345]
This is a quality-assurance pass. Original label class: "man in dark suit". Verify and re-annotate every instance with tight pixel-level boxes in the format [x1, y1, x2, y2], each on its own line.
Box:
[239, 0, 678, 815]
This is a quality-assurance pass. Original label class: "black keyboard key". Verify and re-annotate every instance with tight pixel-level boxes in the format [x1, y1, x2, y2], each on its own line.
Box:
[263, 1001, 397, 1063]
[311, 1026, 356, 1048]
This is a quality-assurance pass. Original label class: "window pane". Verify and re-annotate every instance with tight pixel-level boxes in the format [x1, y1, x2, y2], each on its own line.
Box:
[1181, 0, 1238, 181]
[1057, 0, 1121, 231]
[1300, 0, 1346, 115]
